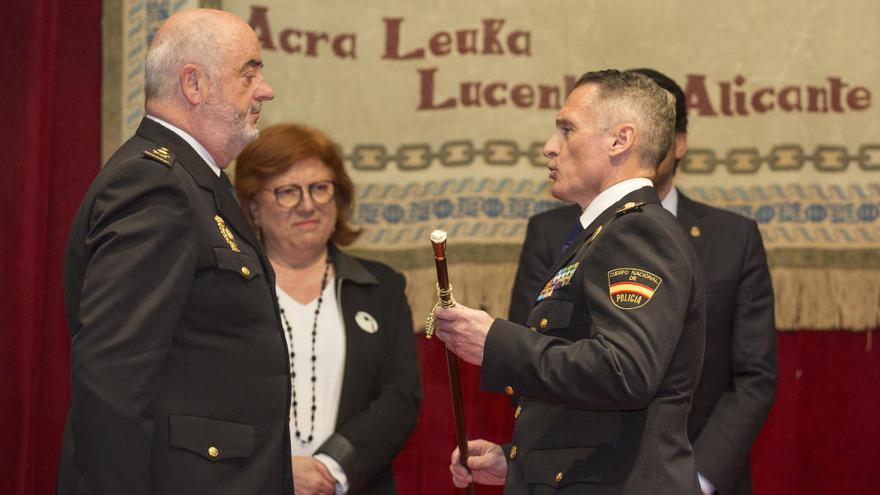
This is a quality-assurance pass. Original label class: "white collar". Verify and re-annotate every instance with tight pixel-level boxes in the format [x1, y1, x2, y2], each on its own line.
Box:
[579, 177, 654, 228]
[146, 115, 221, 177]
[661, 185, 678, 217]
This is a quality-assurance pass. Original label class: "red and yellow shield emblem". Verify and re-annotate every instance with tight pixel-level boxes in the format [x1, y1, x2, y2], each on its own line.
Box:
[608, 267, 662, 310]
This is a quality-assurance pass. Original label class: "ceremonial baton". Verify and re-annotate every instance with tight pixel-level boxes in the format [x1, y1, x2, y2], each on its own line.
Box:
[425, 230, 475, 495]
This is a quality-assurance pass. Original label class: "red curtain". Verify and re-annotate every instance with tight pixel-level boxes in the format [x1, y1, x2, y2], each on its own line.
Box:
[750, 331, 880, 494]
[398, 332, 880, 495]
[2, 2, 879, 495]
[0, 1, 101, 494]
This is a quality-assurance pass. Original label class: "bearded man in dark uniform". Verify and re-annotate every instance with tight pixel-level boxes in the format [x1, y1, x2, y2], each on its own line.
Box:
[58, 9, 293, 494]
[433, 70, 707, 494]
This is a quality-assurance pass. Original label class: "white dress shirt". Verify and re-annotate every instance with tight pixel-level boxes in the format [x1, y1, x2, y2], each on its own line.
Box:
[578, 177, 654, 228]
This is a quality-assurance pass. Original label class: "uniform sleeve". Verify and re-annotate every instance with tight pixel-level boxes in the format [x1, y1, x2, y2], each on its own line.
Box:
[483, 212, 698, 409]
[693, 221, 777, 493]
[508, 216, 555, 325]
[70, 160, 198, 494]
[315, 271, 422, 491]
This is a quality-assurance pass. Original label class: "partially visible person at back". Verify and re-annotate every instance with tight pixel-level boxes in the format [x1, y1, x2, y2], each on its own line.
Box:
[59, 8, 292, 495]
[507, 68, 777, 495]
[235, 123, 422, 494]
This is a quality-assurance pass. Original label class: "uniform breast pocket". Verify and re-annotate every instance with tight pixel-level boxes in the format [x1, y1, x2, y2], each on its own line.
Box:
[213, 247, 263, 281]
[168, 414, 254, 462]
[523, 446, 607, 490]
[527, 299, 574, 333]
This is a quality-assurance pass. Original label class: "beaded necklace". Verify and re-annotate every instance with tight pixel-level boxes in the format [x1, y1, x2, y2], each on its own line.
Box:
[278, 256, 331, 445]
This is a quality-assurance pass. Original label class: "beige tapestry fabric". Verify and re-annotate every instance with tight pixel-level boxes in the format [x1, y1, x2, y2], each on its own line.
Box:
[104, 0, 880, 331]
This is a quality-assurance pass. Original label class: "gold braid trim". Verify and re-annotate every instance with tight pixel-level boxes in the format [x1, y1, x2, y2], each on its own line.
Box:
[424, 283, 456, 338]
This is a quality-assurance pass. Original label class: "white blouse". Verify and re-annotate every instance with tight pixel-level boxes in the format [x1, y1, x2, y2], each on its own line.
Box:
[275, 282, 347, 457]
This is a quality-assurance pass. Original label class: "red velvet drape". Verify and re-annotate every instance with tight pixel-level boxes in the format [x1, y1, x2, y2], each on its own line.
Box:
[0, 1, 101, 494]
[2, 2, 879, 495]
[401, 333, 880, 495]
[750, 331, 880, 494]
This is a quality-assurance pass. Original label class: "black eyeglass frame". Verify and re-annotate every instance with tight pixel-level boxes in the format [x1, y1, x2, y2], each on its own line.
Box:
[264, 180, 337, 209]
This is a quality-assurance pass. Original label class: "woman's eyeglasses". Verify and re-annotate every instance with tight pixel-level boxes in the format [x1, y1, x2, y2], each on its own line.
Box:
[265, 180, 336, 209]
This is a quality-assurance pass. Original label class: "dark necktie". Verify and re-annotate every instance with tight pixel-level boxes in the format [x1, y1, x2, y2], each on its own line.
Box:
[220, 171, 240, 206]
[561, 222, 585, 253]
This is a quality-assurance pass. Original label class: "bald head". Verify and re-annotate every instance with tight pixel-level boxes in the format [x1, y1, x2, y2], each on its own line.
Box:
[142, 8, 274, 167]
[144, 9, 252, 102]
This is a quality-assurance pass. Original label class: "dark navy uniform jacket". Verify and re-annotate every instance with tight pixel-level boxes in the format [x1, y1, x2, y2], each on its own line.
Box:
[485, 186, 706, 494]
[58, 118, 292, 494]
[508, 190, 776, 495]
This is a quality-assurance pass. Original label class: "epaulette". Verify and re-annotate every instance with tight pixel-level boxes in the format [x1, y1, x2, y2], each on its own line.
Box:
[143, 146, 173, 167]
[615, 201, 647, 216]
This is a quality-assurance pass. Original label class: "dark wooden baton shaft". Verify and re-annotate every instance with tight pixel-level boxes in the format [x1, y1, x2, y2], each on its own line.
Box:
[432, 237, 475, 495]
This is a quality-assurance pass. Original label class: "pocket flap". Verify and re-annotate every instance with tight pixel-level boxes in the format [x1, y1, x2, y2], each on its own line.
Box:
[213, 247, 263, 280]
[168, 414, 254, 461]
[523, 447, 605, 487]
[527, 299, 574, 332]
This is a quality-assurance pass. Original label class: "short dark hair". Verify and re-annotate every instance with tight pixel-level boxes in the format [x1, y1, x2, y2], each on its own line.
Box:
[627, 68, 687, 134]
[574, 69, 676, 168]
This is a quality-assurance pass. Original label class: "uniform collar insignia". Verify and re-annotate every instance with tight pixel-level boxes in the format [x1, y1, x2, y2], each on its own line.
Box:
[143, 146, 173, 167]
[615, 201, 647, 216]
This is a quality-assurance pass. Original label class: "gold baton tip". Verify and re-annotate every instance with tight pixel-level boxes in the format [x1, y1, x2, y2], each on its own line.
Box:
[430, 230, 448, 243]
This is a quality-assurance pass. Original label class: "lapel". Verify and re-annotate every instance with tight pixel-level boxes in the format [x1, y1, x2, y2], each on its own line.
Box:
[135, 118, 273, 283]
[675, 188, 707, 256]
[542, 186, 661, 288]
[330, 246, 380, 425]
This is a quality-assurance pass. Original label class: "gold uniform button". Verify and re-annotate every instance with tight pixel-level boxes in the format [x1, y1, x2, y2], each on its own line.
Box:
[514, 405, 522, 419]
[539, 318, 549, 329]
[555, 471, 564, 483]
[241, 266, 251, 276]
[509, 446, 518, 460]
[207, 446, 219, 458]
[504, 386, 514, 396]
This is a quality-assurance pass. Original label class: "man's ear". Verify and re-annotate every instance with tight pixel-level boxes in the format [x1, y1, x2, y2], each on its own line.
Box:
[609, 123, 636, 158]
[180, 64, 205, 105]
[673, 133, 688, 160]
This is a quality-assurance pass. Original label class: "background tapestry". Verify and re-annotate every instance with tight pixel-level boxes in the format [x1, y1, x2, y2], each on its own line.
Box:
[103, 0, 880, 331]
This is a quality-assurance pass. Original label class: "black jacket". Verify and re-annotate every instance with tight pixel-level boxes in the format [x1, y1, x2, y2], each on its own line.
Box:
[488, 186, 706, 494]
[508, 189, 777, 494]
[315, 246, 422, 493]
[58, 118, 292, 494]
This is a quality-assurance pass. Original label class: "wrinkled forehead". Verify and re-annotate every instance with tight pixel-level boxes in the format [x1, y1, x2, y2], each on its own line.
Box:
[220, 26, 263, 70]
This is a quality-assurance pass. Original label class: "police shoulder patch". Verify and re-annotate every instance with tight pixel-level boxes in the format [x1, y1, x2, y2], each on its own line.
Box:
[607, 267, 662, 309]
[143, 146, 173, 167]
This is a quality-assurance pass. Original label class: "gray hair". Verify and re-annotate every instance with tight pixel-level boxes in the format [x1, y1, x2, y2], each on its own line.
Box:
[575, 69, 675, 168]
[144, 15, 226, 101]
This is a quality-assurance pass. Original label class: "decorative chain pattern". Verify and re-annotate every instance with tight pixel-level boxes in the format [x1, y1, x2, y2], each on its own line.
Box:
[344, 141, 880, 172]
